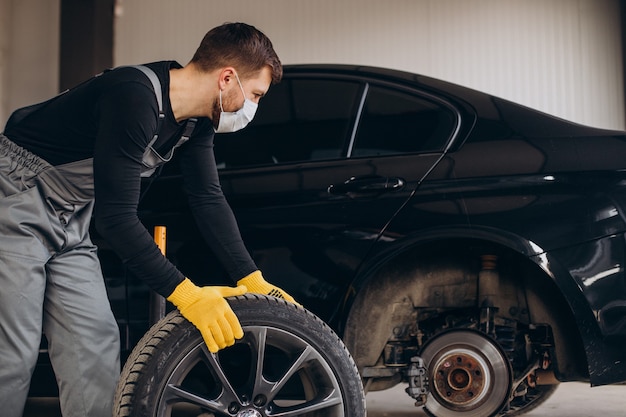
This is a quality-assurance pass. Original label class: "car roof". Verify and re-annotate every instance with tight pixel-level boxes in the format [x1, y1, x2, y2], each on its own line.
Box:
[282, 64, 624, 140]
[283, 64, 473, 99]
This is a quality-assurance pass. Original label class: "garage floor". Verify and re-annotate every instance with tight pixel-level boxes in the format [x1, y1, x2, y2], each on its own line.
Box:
[366, 382, 626, 416]
[24, 381, 626, 416]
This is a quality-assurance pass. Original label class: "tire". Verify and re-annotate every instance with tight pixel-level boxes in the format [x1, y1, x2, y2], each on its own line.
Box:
[113, 294, 366, 417]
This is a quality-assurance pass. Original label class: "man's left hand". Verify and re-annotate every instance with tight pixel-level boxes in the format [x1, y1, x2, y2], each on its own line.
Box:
[237, 270, 298, 304]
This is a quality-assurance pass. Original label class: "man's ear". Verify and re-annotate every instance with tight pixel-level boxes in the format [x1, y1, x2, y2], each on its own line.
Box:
[218, 67, 237, 90]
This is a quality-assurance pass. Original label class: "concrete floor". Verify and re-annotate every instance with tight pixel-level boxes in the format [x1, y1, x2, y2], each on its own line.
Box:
[24, 381, 626, 416]
[366, 381, 626, 416]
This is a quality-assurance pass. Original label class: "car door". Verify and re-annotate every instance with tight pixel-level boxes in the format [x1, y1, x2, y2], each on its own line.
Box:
[208, 71, 460, 322]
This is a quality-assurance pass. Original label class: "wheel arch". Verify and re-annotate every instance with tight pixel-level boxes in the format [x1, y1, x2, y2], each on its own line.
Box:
[341, 229, 589, 384]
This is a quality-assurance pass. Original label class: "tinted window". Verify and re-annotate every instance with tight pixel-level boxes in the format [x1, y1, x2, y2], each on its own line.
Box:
[215, 78, 362, 168]
[352, 86, 456, 157]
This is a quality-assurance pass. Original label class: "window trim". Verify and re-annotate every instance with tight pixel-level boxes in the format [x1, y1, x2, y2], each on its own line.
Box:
[346, 83, 369, 158]
[349, 79, 463, 158]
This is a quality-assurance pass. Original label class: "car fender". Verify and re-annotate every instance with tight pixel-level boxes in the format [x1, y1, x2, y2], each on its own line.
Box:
[342, 224, 594, 382]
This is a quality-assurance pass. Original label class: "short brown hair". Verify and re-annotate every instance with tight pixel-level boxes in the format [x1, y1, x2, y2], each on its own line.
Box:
[190, 22, 282, 84]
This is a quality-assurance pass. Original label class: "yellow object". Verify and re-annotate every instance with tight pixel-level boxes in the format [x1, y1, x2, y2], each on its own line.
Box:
[167, 278, 247, 353]
[237, 270, 298, 304]
[154, 225, 167, 254]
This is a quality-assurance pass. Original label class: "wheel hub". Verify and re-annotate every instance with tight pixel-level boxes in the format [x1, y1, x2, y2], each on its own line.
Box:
[431, 349, 488, 406]
[420, 329, 512, 417]
[237, 409, 263, 417]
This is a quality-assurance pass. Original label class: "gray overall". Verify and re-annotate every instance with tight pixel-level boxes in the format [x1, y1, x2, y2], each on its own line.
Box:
[0, 66, 188, 417]
[0, 135, 120, 417]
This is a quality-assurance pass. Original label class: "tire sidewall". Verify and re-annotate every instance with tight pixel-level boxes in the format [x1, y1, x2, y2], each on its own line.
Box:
[117, 294, 366, 416]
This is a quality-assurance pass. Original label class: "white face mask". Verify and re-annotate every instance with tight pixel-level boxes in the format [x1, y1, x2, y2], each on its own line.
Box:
[215, 72, 258, 133]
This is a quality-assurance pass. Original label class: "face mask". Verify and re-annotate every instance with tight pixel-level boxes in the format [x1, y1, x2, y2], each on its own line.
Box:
[215, 72, 258, 133]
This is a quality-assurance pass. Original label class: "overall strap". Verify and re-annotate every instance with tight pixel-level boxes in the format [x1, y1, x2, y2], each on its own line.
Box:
[129, 65, 197, 178]
[131, 65, 196, 148]
[130, 65, 166, 139]
[131, 65, 164, 116]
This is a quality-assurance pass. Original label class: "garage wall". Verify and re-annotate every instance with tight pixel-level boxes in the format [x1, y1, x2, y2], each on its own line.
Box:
[114, 0, 625, 130]
[0, 0, 60, 127]
[0, 0, 623, 131]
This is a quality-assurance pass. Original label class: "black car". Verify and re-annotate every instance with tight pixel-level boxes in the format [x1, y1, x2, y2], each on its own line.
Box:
[33, 64, 626, 416]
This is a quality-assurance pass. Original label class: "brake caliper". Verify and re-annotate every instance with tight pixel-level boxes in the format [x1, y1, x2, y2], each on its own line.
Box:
[405, 355, 428, 406]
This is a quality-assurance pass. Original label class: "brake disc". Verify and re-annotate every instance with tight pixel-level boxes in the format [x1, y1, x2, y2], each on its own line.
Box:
[420, 329, 512, 417]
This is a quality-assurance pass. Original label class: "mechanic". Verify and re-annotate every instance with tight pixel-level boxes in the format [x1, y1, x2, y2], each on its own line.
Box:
[0, 22, 296, 417]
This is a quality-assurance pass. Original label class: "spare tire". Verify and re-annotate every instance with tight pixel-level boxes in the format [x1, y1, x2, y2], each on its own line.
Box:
[113, 294, 366, 416]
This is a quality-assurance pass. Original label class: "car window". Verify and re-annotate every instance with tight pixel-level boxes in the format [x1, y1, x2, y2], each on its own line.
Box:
[351, 86, 457, 157]
[214, 78, 362, 168]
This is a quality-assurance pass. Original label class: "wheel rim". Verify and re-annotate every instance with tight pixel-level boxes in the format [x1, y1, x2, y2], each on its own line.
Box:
[421, 330, 512, 417]
[155, 325, 345, 417]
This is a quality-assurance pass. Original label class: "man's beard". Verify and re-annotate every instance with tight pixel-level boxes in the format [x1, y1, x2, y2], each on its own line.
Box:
[211, 97, 221, 130]
[211, 88, 239, 130]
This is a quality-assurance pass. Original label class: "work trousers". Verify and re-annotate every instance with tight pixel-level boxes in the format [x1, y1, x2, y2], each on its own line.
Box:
[0, 134, 120, 417]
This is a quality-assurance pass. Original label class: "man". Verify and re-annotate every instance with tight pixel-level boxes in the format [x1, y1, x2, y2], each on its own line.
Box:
[0, 22, 295, 417]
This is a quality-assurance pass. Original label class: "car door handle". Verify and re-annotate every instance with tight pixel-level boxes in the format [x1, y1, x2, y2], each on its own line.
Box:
[328, 176, 405, 196]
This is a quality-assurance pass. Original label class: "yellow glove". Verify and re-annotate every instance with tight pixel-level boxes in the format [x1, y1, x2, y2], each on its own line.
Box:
[167, 278, 247, 353]
[237, 270, 298, 304]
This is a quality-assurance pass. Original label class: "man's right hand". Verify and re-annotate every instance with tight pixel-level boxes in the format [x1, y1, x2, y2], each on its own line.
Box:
[167, 278, 247, 353]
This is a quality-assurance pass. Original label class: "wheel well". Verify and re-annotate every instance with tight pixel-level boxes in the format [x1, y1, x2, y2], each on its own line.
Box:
[343, 238, 588, 387]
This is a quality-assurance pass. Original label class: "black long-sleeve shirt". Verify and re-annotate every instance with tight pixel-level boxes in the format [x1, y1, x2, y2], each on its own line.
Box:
[3, 61, 258, 296]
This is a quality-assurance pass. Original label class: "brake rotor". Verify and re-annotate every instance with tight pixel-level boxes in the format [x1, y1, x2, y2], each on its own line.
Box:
[420, 329, 512, 417]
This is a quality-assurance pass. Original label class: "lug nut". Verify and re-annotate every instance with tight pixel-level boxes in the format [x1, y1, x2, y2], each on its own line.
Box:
[228, 402, 240, 413]
[253, 394, 267, 407]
